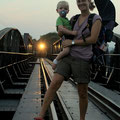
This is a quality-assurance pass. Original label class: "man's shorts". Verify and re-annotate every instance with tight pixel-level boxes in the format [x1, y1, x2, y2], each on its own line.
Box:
[54, 56, 91, 84]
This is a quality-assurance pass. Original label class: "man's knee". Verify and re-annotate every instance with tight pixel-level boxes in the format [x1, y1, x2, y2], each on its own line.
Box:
[50, 73, 64, 90]
[50, 81, 60, 90]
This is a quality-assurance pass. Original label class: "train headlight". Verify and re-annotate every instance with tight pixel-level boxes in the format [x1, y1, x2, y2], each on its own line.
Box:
[38, 43, 45, 50]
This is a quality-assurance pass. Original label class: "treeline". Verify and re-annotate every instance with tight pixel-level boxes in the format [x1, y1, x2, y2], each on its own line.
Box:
[37, 32, 60, 54]
[39, 32, 60, 44]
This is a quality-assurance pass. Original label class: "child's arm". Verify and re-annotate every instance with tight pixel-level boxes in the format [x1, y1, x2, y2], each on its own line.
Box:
[56, 47, 70, 60]
[58, 25, 77, 36]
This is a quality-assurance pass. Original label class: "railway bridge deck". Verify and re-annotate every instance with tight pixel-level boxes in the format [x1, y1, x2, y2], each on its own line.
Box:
[8, 58, 120, 120]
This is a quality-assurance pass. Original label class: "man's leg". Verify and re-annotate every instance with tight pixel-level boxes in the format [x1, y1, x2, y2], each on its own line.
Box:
[35, 73, 64, 119]
[77, 84, 88, 120]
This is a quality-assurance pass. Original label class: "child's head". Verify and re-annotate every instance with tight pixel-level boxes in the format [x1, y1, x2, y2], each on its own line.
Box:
[56, 1, 69, 17]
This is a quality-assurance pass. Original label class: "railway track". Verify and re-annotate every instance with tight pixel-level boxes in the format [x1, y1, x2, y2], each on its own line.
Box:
[40, 58, 120, 120]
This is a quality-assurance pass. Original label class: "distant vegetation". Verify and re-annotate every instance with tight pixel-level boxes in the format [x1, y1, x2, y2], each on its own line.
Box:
[39, 32, 60, 44]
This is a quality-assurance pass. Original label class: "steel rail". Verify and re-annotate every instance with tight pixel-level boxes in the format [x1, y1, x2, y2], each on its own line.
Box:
[0, 57, 33, 70]
[0, 51, 33, 55]
[104, 54, 120, 56]
[88, 86, 120, 120]
[40, 59, 58, 120]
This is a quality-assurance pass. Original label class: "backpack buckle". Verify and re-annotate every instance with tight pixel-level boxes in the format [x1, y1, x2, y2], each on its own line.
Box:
[87, 24, 89, 28]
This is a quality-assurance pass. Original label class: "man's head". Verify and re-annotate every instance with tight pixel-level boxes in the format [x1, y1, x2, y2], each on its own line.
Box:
[56, 1, 69, 17]
[76, 0, 95, 11]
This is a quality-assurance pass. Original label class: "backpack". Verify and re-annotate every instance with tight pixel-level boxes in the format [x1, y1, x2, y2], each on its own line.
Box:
[70, 13, 113, 64]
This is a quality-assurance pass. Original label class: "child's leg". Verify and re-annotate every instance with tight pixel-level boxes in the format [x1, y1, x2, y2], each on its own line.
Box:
[56, 47, 70, 61]
[52, 47, 70, 70]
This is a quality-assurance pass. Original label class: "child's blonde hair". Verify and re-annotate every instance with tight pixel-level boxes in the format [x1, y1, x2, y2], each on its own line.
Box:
[57, 1, 69, 9]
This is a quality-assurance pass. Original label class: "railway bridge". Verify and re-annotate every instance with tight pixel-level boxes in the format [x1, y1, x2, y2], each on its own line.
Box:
[0, 28, 120, 120]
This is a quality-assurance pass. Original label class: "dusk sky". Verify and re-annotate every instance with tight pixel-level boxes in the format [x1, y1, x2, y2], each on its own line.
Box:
[0, 0, 119, 40]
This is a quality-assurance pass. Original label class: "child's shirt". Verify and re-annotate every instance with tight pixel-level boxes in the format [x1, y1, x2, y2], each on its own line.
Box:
[56, 16, 72, 31]
[56, 16, 74, 40]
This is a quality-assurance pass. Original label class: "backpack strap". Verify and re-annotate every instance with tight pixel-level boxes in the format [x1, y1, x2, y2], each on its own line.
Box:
[70, 14, 80, 29]
[82, 13, 96, 33]
[82, 14, 96, 42]
[88, 13, 96, 31]
[70, 13, 96, 36]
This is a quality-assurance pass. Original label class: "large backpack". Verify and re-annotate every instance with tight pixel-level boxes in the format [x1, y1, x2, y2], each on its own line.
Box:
[70, 13, 113, 64]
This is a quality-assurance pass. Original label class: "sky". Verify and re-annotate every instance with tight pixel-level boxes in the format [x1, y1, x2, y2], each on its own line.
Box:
[0, 0, 120, 40]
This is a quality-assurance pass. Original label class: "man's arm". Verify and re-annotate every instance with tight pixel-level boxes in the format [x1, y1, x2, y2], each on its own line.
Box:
[58, 25, 77, 36]
[62, 19, 102, 47]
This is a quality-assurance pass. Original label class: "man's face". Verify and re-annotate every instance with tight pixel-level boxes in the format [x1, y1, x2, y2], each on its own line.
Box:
[76, 0, 90, 11]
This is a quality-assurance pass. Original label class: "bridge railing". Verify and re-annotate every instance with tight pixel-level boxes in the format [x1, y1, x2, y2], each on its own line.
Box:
[0, 51, 34, 67]
[0, 52, 35, 94]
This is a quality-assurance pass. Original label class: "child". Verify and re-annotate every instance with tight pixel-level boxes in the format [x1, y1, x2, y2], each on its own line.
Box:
[52, 1, 77, 70]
